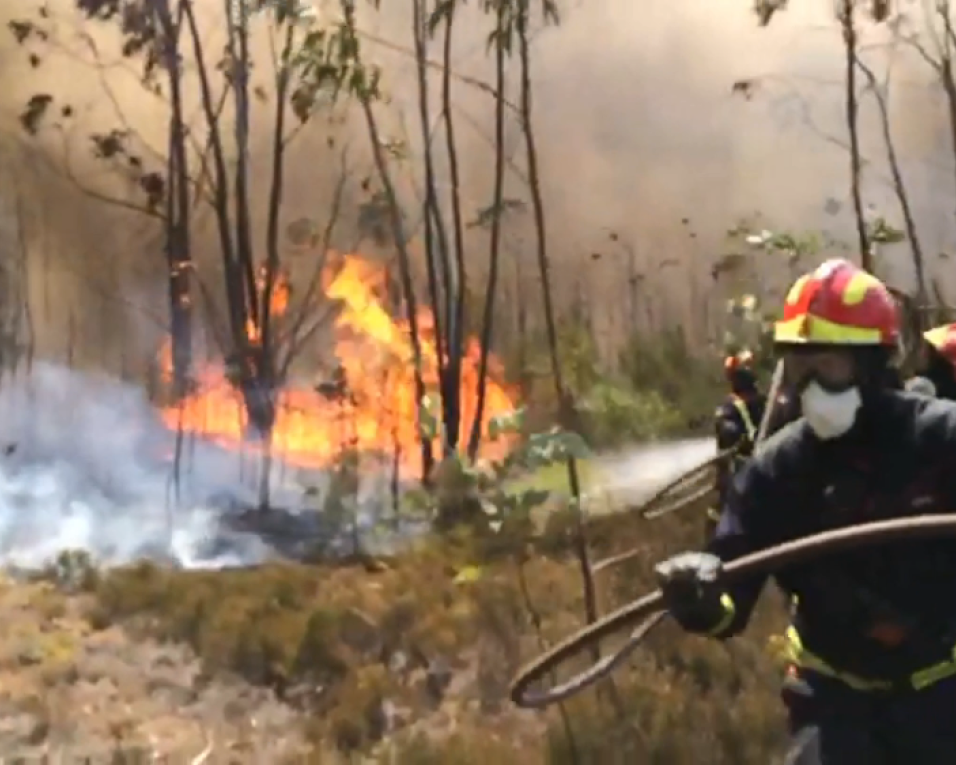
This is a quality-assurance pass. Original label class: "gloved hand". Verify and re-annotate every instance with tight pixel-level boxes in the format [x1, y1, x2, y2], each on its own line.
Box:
[654, 551, 732, 635]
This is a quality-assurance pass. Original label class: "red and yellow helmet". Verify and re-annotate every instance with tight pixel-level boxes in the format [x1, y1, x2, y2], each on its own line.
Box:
[774, 259, 899, 347]
[724, 349, 754, 374]
[923, 323, 956, 367]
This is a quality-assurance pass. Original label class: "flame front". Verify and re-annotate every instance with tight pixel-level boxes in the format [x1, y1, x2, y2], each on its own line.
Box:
[157, 255, 517, 476]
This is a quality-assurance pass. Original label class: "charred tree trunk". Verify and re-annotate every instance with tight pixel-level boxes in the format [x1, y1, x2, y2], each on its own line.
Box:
[226, 0, 275, 439]
[439, 2, 467, 455]
[412, 0, 450, 444]
[468, 0, 508, 459]
[153, 0, 194, 399]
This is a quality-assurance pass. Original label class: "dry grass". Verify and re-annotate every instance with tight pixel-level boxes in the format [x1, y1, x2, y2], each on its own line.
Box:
[1, 496, 788, 764]
[0, 573, 308, 761]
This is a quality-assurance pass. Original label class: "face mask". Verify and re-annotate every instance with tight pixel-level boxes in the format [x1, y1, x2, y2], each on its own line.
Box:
[800, 381, 862, 440]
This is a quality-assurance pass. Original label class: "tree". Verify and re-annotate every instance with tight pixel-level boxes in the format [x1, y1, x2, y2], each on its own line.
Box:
[10, 0, 375, 506]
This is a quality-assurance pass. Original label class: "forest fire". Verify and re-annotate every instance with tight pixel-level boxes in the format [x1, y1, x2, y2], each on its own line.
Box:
[156, 255, 518, 476]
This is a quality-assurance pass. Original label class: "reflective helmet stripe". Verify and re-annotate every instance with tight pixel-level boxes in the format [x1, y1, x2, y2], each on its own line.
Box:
[924, 324, 956, 351]
[923, 323, 956, 365]
[775, 315, 883, 344]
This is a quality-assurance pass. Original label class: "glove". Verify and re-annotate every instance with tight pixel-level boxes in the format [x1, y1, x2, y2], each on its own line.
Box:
[654, 551, 732, 635]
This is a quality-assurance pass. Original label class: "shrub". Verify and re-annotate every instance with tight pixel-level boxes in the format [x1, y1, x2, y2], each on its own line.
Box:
[78, 490, 791, 763]
[578, 380, 684, 446]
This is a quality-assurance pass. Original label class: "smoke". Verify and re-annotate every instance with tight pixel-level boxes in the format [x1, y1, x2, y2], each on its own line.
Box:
[0, 361, 321, 569]
[0, 361, 713, 569]
[1, 0, 953, 359]
[0, 1, 947, 567]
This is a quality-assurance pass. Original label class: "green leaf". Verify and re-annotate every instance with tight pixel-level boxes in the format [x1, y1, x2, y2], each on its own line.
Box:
[427, 0, 454, 36]
[869, 217, 905, 244]
[514, 488, 551, 512]
[488, 408, 525, 441]
[521, 429, 592, 467]
[418, 394, 440, 441]
[402, 487, 433, 513]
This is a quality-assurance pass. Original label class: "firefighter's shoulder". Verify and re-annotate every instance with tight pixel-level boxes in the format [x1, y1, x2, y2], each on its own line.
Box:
[904, 376, 937, 397]
[738, 417, 806, 481]
[714, 397, 740, 420]
[907, 391, 956, 444]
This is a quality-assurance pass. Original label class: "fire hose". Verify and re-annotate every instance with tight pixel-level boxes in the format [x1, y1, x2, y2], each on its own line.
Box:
[510, 513, 956, 709]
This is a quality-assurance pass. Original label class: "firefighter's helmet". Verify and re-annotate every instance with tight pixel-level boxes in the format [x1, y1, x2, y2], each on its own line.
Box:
[724, 349, 754, 375]
[774, 259, 899, 347]
[923, 323, 956, 368]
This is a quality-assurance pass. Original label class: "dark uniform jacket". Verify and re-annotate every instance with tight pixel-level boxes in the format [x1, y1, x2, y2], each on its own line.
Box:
[708, 391, 956, 681]
[714, 392, 767, 506]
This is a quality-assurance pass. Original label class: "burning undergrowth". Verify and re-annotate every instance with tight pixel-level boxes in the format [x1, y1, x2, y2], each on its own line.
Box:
[0, 254, 522, 571]
[157, 254, 519, 476]
[0, 359, 437, 572]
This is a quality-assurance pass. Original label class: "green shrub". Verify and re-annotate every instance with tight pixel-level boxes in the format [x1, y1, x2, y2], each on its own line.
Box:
[578, 380, 684, 447]
[618, 326, 722, 433]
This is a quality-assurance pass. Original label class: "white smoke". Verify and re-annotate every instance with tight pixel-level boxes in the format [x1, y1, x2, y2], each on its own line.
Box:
[0, 361, 717, 569]
[0, 361, 324, 570]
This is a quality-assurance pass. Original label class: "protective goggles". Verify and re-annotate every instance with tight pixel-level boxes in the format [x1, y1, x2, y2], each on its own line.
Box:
[780, 347, 857, 393]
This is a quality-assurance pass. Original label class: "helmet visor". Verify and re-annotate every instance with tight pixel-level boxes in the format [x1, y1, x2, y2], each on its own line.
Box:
[782, 347, 857, 393]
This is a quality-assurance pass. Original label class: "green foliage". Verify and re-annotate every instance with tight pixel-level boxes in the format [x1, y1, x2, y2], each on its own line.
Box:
[522, 318, 691, 445]
[868, 216, 906, 245]
[290, 19, 382, 121]
[578, 381, 683, 447]
[618, 326, 721, 433]
[36, 549, 100, 594]
[413, 405, 590, 538]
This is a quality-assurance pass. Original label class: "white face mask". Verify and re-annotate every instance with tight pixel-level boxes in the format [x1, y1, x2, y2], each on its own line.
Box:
[800, 381, 862, 440]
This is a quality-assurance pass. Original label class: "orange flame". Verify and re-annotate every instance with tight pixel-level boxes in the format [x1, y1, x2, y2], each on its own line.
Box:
[157, 254, 517, 476]
[247, 266, 291, 345]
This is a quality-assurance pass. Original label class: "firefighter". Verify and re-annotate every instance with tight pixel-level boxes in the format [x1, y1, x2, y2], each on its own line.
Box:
[908, 323, 956, 401]
[654, 258, 956, 764]
[707, 350, 767, 537]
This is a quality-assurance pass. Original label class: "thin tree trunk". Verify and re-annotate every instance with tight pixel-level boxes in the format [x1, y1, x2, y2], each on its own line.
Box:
[413, 0, 449, 421]
[516, 0, 596, 660]
[467, 0, 507, 460]
[182, 0, 244, 355]
[440, 4, 467, 454]
[152, 0, 193, 400]
[840, 0, 871, 268]
[856, 57, 928, 313]
[517, 0, 632, 734]
[255, 16, 298, 511]
[227, 0, 259, 329]
[937, 5, 956, 232]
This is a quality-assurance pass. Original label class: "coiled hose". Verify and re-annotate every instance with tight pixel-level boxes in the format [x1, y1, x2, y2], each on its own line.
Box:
[639, 450, 725, 520]
[510, 514, 956, 709]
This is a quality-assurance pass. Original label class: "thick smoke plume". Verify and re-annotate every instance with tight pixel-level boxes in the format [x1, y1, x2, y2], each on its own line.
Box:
[0, 0, 953, 363]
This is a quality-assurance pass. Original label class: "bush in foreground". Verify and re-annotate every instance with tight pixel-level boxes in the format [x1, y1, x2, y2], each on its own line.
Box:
[41, 500, 788, 763]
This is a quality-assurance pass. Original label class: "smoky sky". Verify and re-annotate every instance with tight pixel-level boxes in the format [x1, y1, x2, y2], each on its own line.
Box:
[0, 0, 952, 363]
